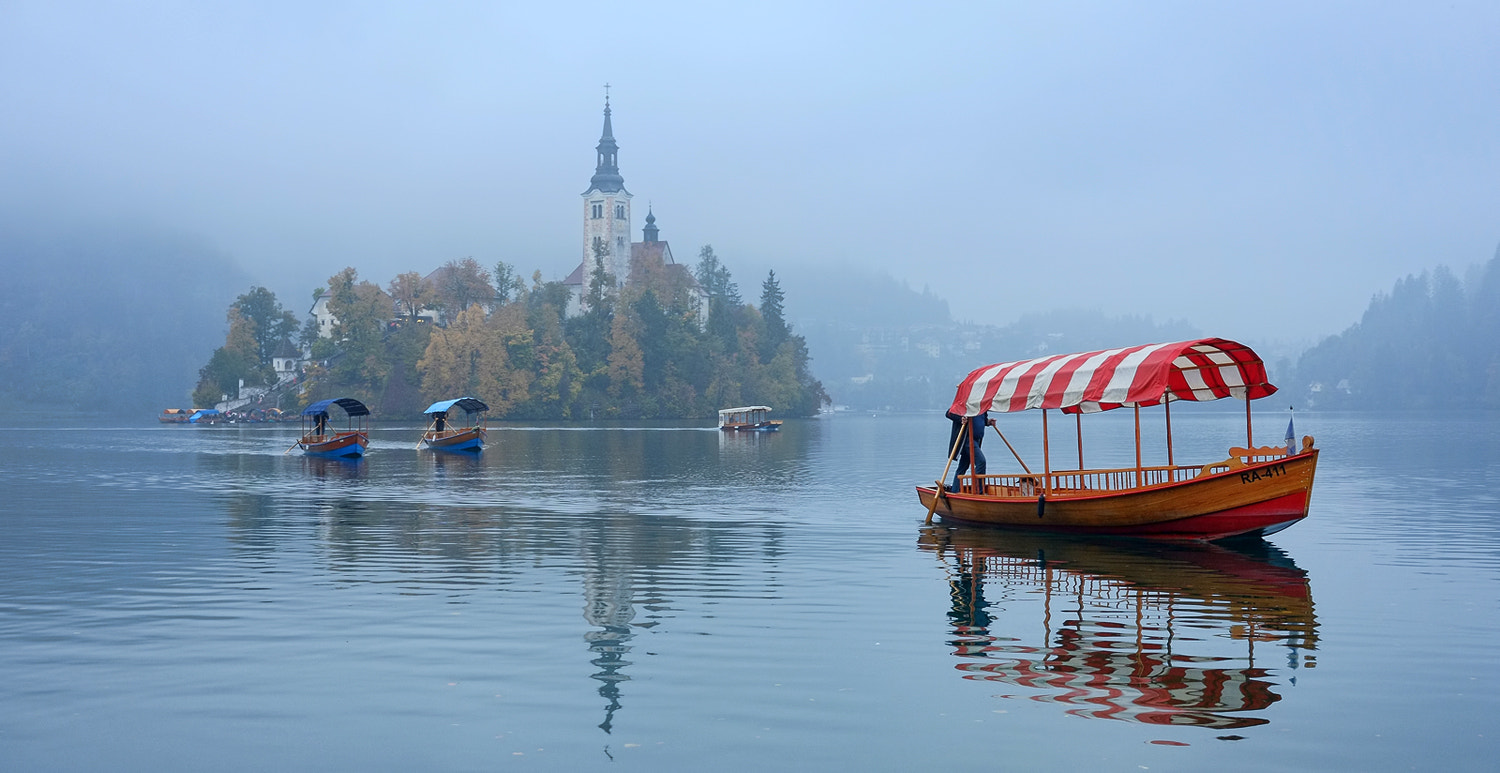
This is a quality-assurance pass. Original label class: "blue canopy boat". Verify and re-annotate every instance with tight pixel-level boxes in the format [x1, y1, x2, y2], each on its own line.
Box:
[420, 397, 489, 452]
[295, 397, 370, 458]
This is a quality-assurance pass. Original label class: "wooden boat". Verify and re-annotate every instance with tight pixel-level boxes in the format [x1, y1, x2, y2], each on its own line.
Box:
[718, 405, 783, 432]
[420, 397, 488, 452]
[295, 397, 370, 458]
[159, 408, 192, 423]
[916, 337, 1319, 541]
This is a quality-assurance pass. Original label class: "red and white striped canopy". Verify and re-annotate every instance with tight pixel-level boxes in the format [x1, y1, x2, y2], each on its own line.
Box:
[949, 338, 1278, 416]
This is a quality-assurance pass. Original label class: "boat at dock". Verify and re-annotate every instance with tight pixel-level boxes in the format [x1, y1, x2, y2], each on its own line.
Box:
[915, 337, 1319, 541]
[294, 397, 370, 458]
[718, 405, 782, 432]
[420, 397, 488, 452]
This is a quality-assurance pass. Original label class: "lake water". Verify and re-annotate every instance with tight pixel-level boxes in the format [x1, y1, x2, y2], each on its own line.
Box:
[1, 411, 1497, 771]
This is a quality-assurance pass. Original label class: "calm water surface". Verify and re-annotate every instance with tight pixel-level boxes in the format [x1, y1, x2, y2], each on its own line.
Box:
[1, 411, 1497, 771]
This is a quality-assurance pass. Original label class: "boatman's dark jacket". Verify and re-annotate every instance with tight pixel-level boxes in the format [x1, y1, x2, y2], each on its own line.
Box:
[946, 410, 988, 453]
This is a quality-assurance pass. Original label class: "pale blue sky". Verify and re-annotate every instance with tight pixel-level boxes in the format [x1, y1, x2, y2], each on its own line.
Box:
[3, 1, 1497, 342]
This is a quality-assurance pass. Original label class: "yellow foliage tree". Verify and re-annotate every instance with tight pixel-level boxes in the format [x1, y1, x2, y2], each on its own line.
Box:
[417, 306, 529, 415]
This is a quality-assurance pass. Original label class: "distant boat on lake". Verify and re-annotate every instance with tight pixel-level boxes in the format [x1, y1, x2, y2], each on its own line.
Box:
[718, 406, 782, 432]
[159, 408, 192, 423]
[916, 337, 1319, 541]
[420, 397, 488, 452]
[294, 397, 369, 458]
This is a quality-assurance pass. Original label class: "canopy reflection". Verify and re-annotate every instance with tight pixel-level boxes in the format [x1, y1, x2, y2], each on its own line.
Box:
[918, 528, 1318, 730]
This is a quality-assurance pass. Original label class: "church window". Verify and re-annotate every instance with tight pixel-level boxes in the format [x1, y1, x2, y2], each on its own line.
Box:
[591, 202, 603, 219]
[615, 204, 626, 220]
[617, 237, 625, 250]
[593, 236, 603, 252]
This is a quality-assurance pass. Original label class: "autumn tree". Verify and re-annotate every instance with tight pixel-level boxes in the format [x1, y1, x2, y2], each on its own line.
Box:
[324, 267, 393, 394]
[433, 257, 494, 319]
[417, 305, 529, 415]
[192, 307, 265, 407]
[388, 271, 435, 321]
[606, 305, 645, 405]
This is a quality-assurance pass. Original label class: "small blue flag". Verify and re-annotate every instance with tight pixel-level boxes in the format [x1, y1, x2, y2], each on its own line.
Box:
[1284, 411, 1296, 456]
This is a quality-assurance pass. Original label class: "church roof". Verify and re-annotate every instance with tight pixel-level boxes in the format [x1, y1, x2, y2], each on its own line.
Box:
[630, 240, 672, 264]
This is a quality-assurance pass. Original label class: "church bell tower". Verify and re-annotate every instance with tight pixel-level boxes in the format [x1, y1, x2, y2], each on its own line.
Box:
[582, 90, 632, 286]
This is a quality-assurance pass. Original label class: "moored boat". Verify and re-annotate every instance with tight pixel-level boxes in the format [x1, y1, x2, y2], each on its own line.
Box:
[718, 405, 782, 432]
[916, 337, 1319, 541]
[159, 408, 192, 423]
[294, 397, 370, 458]
[420, 397, 488, 452]
[188, 408, 223, 424]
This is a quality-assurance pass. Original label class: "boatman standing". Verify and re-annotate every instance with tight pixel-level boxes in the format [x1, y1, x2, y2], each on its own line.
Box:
[945, 410, 996, 492]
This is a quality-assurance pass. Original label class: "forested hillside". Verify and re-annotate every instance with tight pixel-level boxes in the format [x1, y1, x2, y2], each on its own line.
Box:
[1, 219, 249, 414]
[1293, 246, 1500, 409]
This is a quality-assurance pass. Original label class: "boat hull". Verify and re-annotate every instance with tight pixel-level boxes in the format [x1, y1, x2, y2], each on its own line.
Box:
[422, 426, 486, 452]
[720, 421, 782, 432]
[916, 451, 1318, 541]
[298, 431, 368, 458]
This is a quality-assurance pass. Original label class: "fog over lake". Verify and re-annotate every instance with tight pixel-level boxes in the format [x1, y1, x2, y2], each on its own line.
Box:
[4, 2, 1499, 348]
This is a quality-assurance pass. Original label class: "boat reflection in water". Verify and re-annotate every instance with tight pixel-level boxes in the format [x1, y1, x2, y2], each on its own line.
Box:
[918, 527, 1318, 729]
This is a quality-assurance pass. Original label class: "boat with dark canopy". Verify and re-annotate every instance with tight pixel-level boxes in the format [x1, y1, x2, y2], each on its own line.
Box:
[916, 337, 1319, 541]
[294, 397, 370, 458]
[419, 397, 488, 452]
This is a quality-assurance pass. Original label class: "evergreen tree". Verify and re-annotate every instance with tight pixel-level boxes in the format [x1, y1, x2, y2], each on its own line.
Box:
[232, 286, 298, 364]
[493, 260, 525, 306]
[571, 239, 616, 374]
[696, 244, 740, 350]
[759, 270, 788, 363]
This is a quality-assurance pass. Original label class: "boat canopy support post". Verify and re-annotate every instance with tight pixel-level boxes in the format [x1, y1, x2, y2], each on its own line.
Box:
[1165, 399, 1174, 467]
[1245, 397, 1254, 448]
[1134, 405, 1143, 489]
[1076, 413, 1083, 471]
[1042, 409, 1052, 495]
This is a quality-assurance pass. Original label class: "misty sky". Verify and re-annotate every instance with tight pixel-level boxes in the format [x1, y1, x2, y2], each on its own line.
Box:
[4, 1, 1498, 344]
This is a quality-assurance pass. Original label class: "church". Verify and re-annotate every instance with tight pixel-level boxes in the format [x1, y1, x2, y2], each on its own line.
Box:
[562, 96, 705, 321]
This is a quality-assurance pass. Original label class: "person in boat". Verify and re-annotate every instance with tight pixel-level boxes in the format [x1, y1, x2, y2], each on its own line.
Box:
[945, 410, 996, 492]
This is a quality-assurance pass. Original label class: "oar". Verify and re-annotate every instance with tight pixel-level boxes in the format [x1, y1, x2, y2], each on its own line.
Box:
[991, 423, 1032, 475]
[283, 437, 304, 455]
[925, 420, 968, 525]
[416, 418, 436, 449]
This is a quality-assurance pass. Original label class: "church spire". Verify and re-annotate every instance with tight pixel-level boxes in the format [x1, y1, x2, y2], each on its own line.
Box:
[588, 90, 625, 194]
[643, 206, 659, 243]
